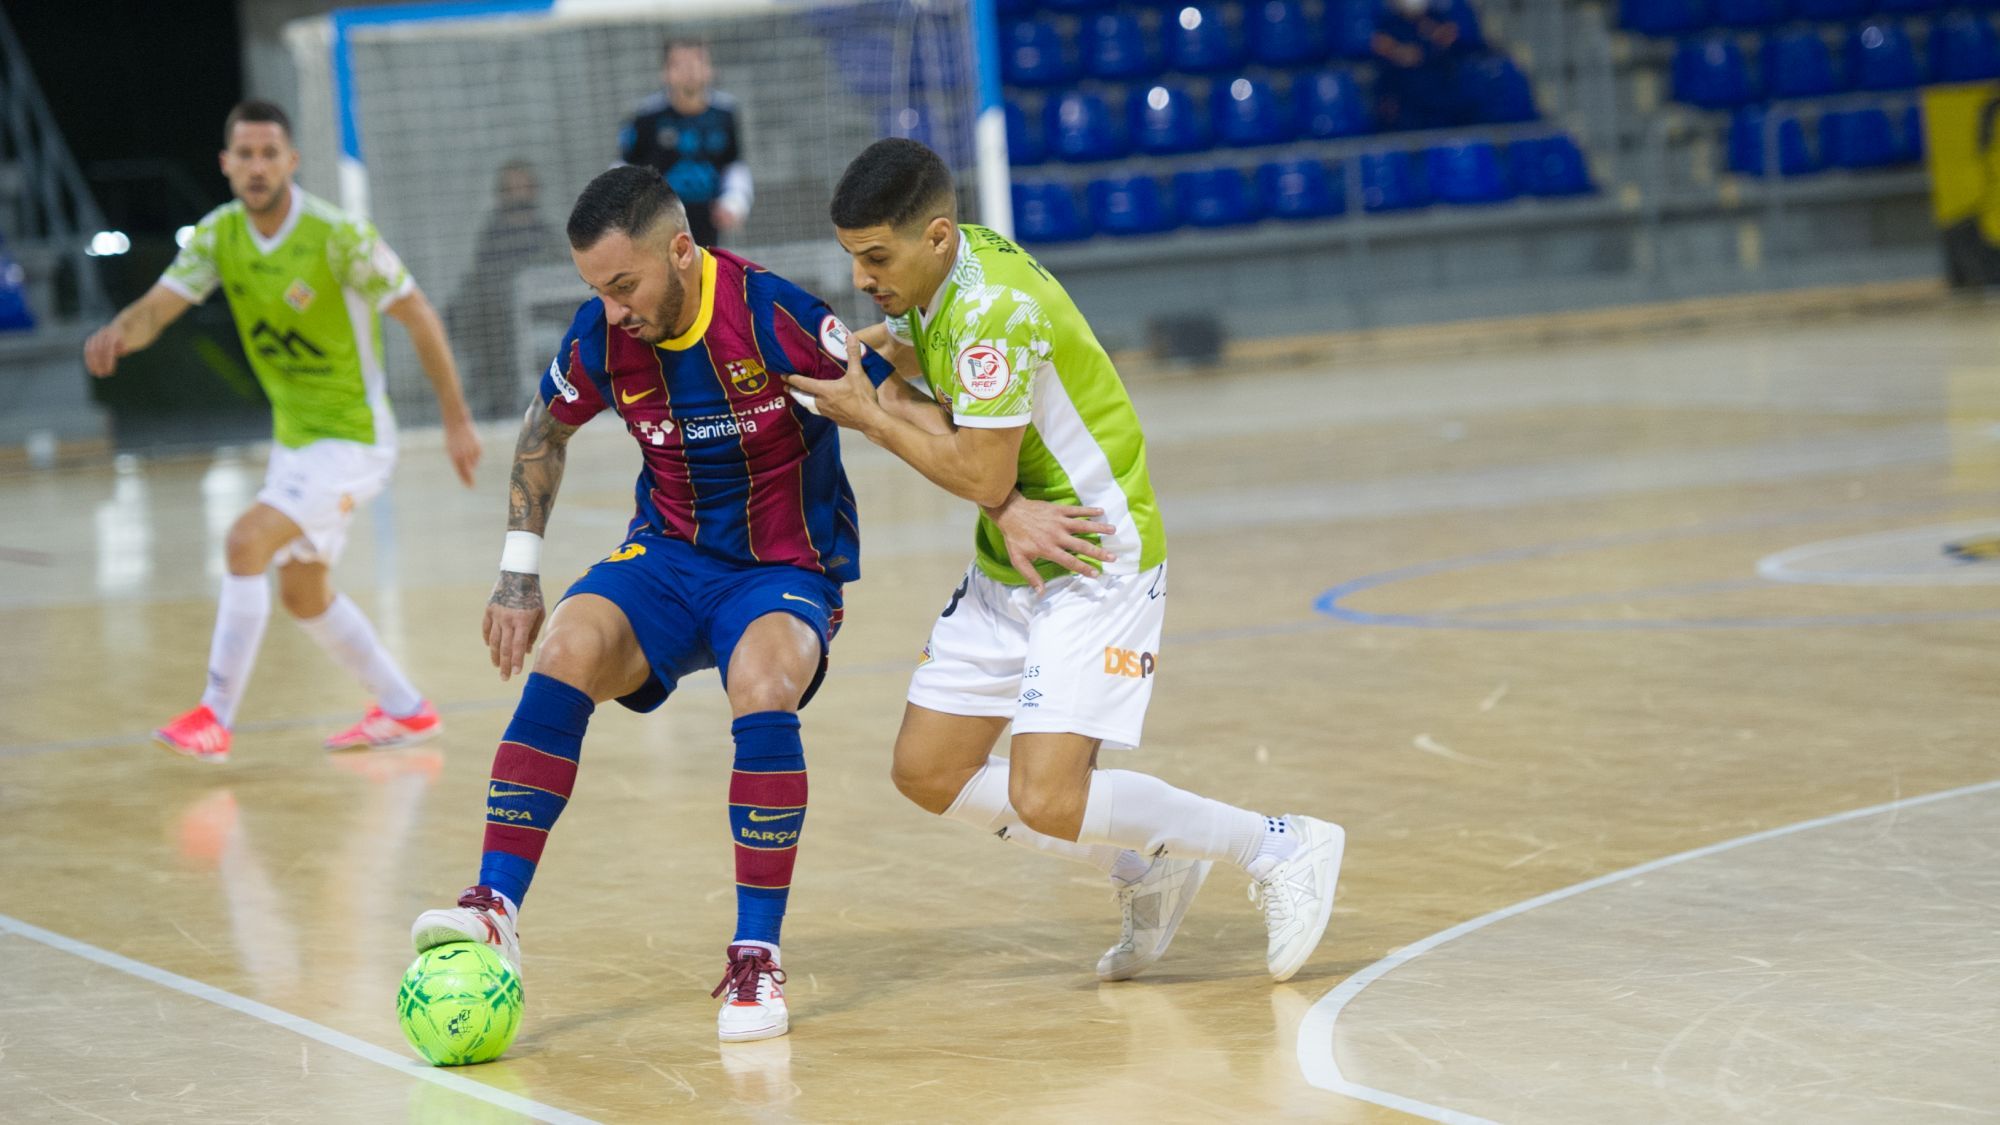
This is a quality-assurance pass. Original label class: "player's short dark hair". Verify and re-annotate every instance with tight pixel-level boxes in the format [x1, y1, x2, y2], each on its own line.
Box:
[567, 164, 688, 249]
[662, 37, 708, 59]
[829, 138, 957, 232]
[224, 100, 292, 145]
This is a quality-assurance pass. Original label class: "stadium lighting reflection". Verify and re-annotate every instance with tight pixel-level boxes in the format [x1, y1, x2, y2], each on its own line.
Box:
[1179, 6, 1202, 29]
[175, 225, 196, 248]
[86, 230, 131, 257]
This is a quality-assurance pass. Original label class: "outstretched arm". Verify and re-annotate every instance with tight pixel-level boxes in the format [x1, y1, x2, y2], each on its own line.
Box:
[83, 285, 194, 376]
[484, 399, 581, 681]
[385, 288, 482, 487]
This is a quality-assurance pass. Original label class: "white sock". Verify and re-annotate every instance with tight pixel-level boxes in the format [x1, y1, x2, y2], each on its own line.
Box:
[1251, 815, 1301, 871]
[199, 573, 271, 728]
[1076, 769, 1268, 873]
[941, 758, 1147, 880]
[296, 594, 424, 717]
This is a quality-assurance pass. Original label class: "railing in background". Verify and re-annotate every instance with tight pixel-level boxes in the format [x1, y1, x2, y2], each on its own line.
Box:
[0, 4, 115, 321]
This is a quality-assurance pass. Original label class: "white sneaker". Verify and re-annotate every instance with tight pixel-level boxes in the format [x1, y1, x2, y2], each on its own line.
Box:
[1248, 816, 1344, 982]
[1097, 855, 1212, 981]
[714, 944, 788, 1043]
[411, 885, 521, 971]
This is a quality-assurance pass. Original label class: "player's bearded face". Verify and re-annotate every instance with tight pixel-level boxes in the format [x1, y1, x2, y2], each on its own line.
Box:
[220, 123, 298, 214]
[576, 226, 691, 345]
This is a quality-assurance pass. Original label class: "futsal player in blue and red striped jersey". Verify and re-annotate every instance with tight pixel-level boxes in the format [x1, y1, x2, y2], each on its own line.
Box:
[410, 165, 898, 1043]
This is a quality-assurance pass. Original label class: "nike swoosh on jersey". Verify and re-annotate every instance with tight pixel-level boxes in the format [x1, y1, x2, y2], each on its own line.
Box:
[747, 809, 804, 822]
[488, 784, 538, 799]
[780, 593, 820, 609]
[619, 386, 660, 404]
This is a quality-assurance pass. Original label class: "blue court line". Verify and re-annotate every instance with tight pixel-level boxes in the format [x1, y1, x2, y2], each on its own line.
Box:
[1316, 498, 2000, 632]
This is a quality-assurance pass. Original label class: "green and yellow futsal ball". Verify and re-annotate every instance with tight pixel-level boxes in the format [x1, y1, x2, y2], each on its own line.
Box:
[397, 942, 523, 1065]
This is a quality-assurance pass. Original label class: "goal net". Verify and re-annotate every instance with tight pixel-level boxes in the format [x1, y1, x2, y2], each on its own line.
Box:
[284, 0, 1002, 421]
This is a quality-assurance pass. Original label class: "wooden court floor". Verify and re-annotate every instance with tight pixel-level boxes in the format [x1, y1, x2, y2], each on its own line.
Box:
[5, 302, 2000, 1123]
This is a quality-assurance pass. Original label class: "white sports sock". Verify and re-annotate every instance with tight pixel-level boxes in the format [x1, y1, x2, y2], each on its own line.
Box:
[1076, 769, 1268, 872]
[296, 594, 424, 717]
[199, 573, 271, 728]
[941, 758, 1142, 878]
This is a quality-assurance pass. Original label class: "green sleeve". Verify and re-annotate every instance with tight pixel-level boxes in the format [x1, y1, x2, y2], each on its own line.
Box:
[331, 216, 416, 311]
[948, 285, 1049, 428]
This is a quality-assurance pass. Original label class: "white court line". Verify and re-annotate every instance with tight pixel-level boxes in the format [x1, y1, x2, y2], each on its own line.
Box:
[1296, 776, 2000, 1124]
[0, 913, 600, 1125]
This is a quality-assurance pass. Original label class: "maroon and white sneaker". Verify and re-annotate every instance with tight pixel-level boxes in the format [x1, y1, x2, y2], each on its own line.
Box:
[712, 944, 788, 1042]
[411, 884, 520, 970]
[155, 704, 230, 763]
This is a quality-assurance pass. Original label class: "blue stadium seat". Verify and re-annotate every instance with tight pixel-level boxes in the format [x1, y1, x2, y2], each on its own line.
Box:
[1762, 29, 1843, 98]
[1360, 150, 1430, 211]
[1876, 0, 1945, 12]
[1012, 182, 1094, 243]
[1007, 99, 1048, 166]
[1088, 175, 1178, 235]
[1003, 18, 1079, 87]
[1728, 105, 1820, 175]
[1295, 68, 1374, 138]
[1173, 168, 1262, 226]
[1673, 35, 1757, 108]
[1046, 89, 1129, 161]
[1167, 3, 1247, 73]
[1620, 0, 1714, 36]
[1083, 10, 1162, 81]
[1129, 82, 1214, 154]
[1509, 135, 1595, 196]
[1930, 12, 2000, 82]
[1892, 103, 1925, 163]
[1848, 22, 1922, 90]
[0, 240, 34, 333]
[1461, 54, 1540, 122]
[1326, 0, 1380, 59]
[1791, 0, 1869, 17]
[1249, 0, 1325, 67]
[995, 0, 1037, 18]
[1256, 159, 1347, 219]
[1212, 76, 1296, 146]
[1424, 140, 1515, 204]
[1821, 107, 1898, 167]
[1042, 0, 1112, 11]
[1714, 0, 1789, 28]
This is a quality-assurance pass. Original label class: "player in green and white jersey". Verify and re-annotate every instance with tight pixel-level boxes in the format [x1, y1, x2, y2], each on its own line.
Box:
[84, 100, 483, 764]
[790, 139, 1343, 984]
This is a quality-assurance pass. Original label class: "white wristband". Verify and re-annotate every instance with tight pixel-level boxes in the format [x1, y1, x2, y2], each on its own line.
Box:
[500, 530, 542, 575]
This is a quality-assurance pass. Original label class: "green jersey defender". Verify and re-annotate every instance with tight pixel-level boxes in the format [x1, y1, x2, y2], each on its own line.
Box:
[160, 188, 414, 449]
[885, 225, 1168, 588]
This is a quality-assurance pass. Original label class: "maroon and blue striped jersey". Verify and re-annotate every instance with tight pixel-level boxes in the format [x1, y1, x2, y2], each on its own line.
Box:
[538, 248, 892, 584]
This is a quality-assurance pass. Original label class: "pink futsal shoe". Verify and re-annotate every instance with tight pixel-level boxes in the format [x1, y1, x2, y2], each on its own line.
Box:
[713, 944, 789, 1043]
[155, 704, 230, 763]
[324, 701, 441, 751]
[411, 884, 521, 971]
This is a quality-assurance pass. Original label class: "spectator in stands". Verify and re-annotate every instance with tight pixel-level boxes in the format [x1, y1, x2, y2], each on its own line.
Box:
[446, 160, 567, 419]
[1372, 0, 1479, 130]
[619, 38, 754, 247]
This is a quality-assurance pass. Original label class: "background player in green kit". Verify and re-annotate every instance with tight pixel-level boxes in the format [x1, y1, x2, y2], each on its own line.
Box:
[84, 100, 483, 763]
[789, 138, 1344, 983]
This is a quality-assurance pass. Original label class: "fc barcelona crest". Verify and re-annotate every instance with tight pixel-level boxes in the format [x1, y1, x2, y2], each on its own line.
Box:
[726, 358, 769, 395]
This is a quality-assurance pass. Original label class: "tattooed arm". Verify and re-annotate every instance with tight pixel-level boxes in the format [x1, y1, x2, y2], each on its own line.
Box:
[484, 399, 582, 681]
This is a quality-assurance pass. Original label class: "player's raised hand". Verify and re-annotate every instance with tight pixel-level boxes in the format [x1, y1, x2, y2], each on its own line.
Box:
[444, 417, 483, 488]
[782, 338, 880, 429]
[484, 571, 545, 681]
[83, 324, 130, 377]
[983, 493, 1117, 594]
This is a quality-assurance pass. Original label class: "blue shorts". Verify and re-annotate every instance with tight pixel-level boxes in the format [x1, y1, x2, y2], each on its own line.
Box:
[561, 530, 844, 713]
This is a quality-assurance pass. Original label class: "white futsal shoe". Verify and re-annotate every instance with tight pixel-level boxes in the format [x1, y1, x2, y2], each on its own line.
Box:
[1248, 816, 1345, 982]
[411, 885, 521, 971]
[714, 944, 789, 1043]
[1097, 855, 1212, 981]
